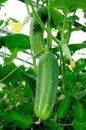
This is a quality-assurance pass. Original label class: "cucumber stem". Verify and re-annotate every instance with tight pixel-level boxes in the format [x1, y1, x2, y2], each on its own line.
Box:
[60, 10, 68, 91]
[47, 0, 52, 51]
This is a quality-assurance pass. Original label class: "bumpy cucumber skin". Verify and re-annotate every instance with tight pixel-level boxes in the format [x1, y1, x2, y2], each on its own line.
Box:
[34, 52, 59, 120]
[30, 8, 47, 55]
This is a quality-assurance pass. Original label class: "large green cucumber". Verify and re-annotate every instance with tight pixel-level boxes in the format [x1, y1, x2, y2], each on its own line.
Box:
[34, 52, 59, 120]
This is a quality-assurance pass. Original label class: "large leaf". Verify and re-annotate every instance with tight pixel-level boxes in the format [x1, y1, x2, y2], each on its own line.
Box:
[49, 0, 86, 12]
[73, 102, 86, 130]
[0, 34, 31, 53]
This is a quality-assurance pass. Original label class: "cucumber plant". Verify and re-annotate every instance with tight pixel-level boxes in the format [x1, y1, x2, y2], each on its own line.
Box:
[1, 0, 86, 130]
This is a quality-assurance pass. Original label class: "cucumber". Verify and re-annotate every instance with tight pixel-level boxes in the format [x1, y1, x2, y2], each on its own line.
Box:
[30, 7, 63, 56]
[30, 8, 47, 56]
[34, 52, 59, 120]
[57, 97, 71, 118]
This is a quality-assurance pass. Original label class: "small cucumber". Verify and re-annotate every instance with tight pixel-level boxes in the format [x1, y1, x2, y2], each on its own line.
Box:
[30, 7, 63, 56]
[30, 8, 47, 56]
[57, 97, 71, 118]
[34, 52, 59, 120]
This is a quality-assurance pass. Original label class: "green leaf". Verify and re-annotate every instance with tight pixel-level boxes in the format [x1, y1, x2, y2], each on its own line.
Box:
[78, 73, 86, 88]
[73, 120, 86, 130]
[4, 48, 18, 63]
[0, 34, 31, 53]
[50, 8, 63, 28]
[69, 42, 86, 53]
[51, 46, 59, 54]
[20, 100, 34, 115]
[19, 67, 36, 90]
[0, 0, 7, 6]
[71, 26, 83, 32]
[57, 97, 71, 118]
[0, 20, 4, 26]
[75, 89, 86, 99]
[11, 111, 33, 129]
[57, 125, 64, 130]
[0, 110, 33, 129]
[67, 15, 79, 22]
[74, 102, 86, 121]
[74, 58, 86, 73]
[65, 70, 76, 91]
[0, 63, 24, 83]
[45, 119, 57, 130]
[49, 0, 86, 12]
[40, 7, 63, 28]
[73, 102, 86, 130]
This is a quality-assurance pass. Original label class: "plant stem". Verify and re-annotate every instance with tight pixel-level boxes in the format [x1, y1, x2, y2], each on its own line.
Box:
[47, 0, 52, 51]
[58, 123, 73, 126]
[24, 0, 30, 14]
[60, 10, 68, 90]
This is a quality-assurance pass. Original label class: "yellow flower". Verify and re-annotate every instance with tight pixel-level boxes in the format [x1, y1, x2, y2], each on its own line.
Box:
[15, 101, 20, 108]
[8, 21, 23, 33]
[70, 59, 76, 69]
